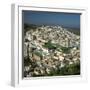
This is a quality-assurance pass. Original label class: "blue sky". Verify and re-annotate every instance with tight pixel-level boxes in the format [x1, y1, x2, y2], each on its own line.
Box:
[23, 10, 81, 28]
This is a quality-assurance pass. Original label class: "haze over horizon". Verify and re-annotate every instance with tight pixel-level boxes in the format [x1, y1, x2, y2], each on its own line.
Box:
[23, 10, 81, 29]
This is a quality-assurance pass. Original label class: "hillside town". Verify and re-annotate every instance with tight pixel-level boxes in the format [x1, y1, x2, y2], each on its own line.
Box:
[24, 25, 80, 77]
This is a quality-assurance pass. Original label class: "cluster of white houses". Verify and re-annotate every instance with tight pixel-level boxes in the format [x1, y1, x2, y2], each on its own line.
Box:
[24, 25, 80, 76]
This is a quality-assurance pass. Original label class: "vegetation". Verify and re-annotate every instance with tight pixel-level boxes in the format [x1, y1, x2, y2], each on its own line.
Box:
[47, 62, 80, 76]
[33, 51, 43, 57]
[32, 62, 80, 77]
[60, 46, 71, 54]
[59, 62, 80, 75]
[43, 40, 57, 50]
[67, 28, 80, 35]
[24, 24, 39, 35]
[24, 24, 38, 30]
[43, 40, 71, 53]
[43, 40, 60, 50]
[24, 57, 31, 66]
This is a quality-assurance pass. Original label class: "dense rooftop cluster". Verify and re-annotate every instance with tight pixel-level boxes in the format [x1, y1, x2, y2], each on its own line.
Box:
[24, 25, 80, 77]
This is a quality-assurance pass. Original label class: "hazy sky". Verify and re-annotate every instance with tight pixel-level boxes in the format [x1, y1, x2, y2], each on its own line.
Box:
[23, 10, 81, 28]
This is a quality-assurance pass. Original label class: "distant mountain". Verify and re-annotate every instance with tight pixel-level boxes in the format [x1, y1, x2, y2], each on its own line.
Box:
[63, 27, 80, 35]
